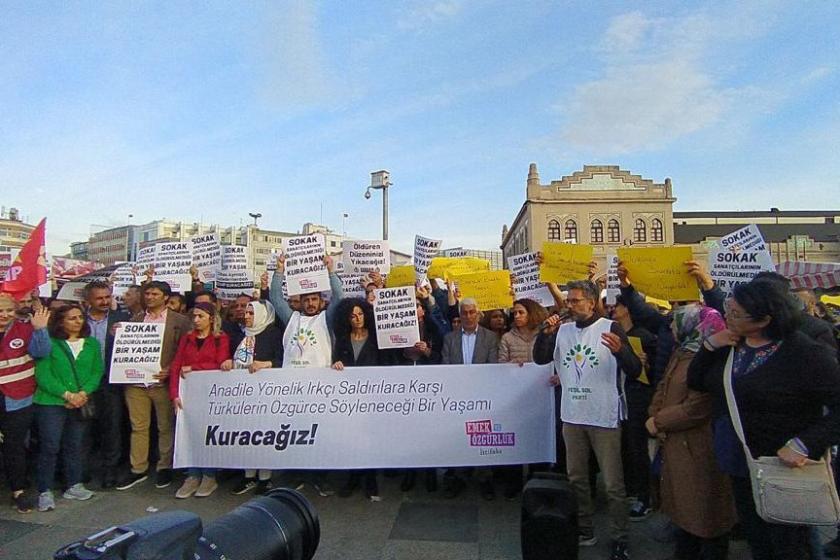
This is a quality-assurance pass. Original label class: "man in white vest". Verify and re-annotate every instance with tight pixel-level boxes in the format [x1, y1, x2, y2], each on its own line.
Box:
[534, 280, 641, 560]
[269, 252, 343, 495]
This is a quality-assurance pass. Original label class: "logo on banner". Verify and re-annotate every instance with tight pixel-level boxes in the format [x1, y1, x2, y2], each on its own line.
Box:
[389, 334, 409, 345]
[465, 419, 516, 456]
[561, 343, 599, 382]
[124, 368, 146, 381]
[299, 279, 318, 290]
[9, 338, 24, 349]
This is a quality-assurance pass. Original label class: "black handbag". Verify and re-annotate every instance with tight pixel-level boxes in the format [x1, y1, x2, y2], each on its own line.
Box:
[58, 341, 97, 421]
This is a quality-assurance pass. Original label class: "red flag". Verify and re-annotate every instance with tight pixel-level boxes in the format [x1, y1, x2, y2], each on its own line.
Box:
[2, 218, 47, 300]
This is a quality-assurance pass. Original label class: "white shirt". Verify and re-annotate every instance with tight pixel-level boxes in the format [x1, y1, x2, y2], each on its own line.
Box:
[461, 329, 477, 365]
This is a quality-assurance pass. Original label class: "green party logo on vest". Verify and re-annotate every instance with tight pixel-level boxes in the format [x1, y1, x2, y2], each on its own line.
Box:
[561, 343, 600, 382]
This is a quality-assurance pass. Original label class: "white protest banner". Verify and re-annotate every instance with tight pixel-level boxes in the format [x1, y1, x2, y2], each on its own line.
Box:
[136, 245, 156, 270]
[341, 240, 390, 274]
[153, 240, 193, 293]
[282, 234, 330, 296]
[217, 245, 253, 300]
[605, 252, 620, 305]
[338, 273, 366, 299]
[508, 252, 553, 308]
[111, 263, 136, 299]
[109, 323, 165, 384]
[55, 264, 124, 302]
[174, 363, 555, 469]
[445, 249, 468, 258]
[191, 233, 221, 282]
[413, 235, 442, 282]
[372, 286, 420, 349]
[709, 224, 775, 295]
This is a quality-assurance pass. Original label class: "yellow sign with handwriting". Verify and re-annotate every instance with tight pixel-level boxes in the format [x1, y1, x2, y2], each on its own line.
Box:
[617, 246, 698, 302]
[539, 242, 593, 285]
[385, 265, 417, 288]
[427, 257, 490, 281]
[453, 270, 513, 311]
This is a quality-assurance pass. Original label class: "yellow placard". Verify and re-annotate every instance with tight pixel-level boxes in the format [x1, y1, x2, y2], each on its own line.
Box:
[617, 246, 699, 302]
[821, 295, 840, 308]
[427, 257, 490, 281]
[453, 270, 513, 311]
[385, 265, 417, 288]
[627, 336, 650, 385]
[539, 242, 594, 285]
[645, 296, 672, 310]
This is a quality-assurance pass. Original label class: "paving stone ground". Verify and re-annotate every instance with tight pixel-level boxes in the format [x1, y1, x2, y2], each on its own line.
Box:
[0, 470, 812, 559]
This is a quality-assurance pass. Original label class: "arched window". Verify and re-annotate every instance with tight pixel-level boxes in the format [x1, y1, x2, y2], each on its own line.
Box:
[590, 219, 604, 243]
[608, 219, 621, 243]
[651, 218, 664, 242]
[564, 219, 578, 244]
[548, 219, 562, 241]
[633, 219, 647, 242]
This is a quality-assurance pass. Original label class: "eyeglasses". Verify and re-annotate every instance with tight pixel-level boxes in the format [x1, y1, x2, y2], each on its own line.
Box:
[724, 300, 753, 321]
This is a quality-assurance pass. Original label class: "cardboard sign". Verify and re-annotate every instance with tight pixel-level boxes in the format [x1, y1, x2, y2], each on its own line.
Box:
[708, 224, 775, 295]
[217, 245, 253, 300]
[373, 286, 420, 349]
[385, 265, 417, 288]
[413, 235, 442, 282]
[282, 234, 330, 296]
[508, 252, 554, 307]
[109, 323, 165, 384]
[428, 257, 490, 281]
[341, 240, 390, 274]
[153, 240, 193, 293]
[191, 233, 221, 282]
[617, 246, 698, 302]
[539, 242, 593, 285]
[454, 270, 513, 311]
[338, 273, 367, 299]
[605, 252, 620, 305]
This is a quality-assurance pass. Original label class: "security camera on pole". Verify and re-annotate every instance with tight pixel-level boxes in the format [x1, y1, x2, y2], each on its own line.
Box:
[364, 170, 391, 240]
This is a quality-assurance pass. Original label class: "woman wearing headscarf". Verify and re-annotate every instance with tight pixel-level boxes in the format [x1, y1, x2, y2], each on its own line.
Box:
[222, 300, 283, 495]
[647, 304, 736, 560]
[169, 301, 230, 499]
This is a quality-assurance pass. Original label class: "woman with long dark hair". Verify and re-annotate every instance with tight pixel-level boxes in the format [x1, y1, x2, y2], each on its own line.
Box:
[34, 303, 104, 511]
[688, 281, 840, 559]
[331, 297, 382, 501]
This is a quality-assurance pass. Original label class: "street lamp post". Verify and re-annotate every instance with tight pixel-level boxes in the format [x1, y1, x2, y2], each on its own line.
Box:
[365, 170, 391, 240]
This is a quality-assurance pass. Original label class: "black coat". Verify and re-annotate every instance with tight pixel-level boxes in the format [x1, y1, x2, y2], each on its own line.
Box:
[333, 334, 382, 367]
[252, 324, 284, 367]
[687, 331, 840, 460]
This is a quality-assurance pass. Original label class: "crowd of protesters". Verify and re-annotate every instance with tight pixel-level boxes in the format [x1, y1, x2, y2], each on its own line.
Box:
[2, 249, 840, 560]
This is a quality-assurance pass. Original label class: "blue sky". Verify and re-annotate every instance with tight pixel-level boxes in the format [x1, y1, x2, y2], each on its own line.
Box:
[2, 1, 839, 257]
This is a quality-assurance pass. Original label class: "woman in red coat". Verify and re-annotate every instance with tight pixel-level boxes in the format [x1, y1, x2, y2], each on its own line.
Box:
[169, 302, 229, 499]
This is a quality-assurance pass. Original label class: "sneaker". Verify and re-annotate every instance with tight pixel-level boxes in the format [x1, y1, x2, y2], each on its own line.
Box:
[38, 491, 55, 512]
[292, 479, 306, 491]
[312, 479, 334, 497]
[195, 476, 218, 498]
[63, 483, 94, 501]
[629, 500, 652, 521]
[175, 477, 201, 499]
[116, 471, 148, 491]
[155, 469, 174, 489]
[231, 477, 257, 495]
[364, 478, 381, 502]
[578, 529, 598, 547]
[609, 540, 629, 560]
[255, 479, 273, 495]
[12, 491, 34, 514]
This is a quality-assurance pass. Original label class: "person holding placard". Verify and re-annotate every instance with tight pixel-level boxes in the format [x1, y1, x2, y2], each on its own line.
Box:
[169, 302, 230, 499]
[34, 304, 104, 512]
[117, 281, 191, 492]
[330, 297, 383, 502]
[222, 300, 283, 496]
[533, 280, 641, 560]
[0, 293, 51, 513]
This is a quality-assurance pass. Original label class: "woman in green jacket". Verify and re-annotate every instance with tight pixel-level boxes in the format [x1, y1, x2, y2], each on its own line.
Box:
[34, 303, 103, 512]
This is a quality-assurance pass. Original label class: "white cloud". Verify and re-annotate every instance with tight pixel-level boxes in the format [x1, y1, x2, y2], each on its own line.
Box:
[398, 1, 464, 31]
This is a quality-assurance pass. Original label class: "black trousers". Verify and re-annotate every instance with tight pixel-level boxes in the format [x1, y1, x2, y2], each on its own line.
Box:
[0, 402, 33, 492]
[731, 475, 811, 560]
[674, 528, 729, 560]
[93, 385, 125, 469]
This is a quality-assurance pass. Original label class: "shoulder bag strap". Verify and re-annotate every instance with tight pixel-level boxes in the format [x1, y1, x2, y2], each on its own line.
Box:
[722, 347, 754, 460]
[57, 340, 83, 392]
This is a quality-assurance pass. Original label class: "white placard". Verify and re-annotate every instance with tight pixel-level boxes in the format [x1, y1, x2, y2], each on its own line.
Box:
[191, 233, 221, 282]
[414, 235, 442, 282]
[174, 364, 556, 469]
[372, 286, 420, 349]
[708, 224, 775, 295]
[338, 273, 367, 299]
[341, 240, 390, 274]
[446, 249, 468, 258]
[507, 252, 554, 307]
[605, 252, 620, 305]
[109, 323, 165, 384]
[282, 234, 330, 296]
[217, 245, 253, 300]
[152, 240, 193, 293]
[112, 263, 136, 299]
[136, 245, 156, 269]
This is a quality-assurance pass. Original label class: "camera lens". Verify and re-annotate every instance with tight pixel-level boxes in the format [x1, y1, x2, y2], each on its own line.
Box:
[196, 488, 320, 560]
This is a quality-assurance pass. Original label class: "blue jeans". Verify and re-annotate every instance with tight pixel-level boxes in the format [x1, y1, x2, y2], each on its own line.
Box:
[188, 468, 217, 479]
[36, 405, 87, 493]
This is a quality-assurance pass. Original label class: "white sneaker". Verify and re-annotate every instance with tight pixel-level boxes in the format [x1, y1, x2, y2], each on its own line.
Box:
[195, 476, 218, 498]
[38, 491, 55, 511]
[176, 477, 201, 499]
[63, 484, 94, 501]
